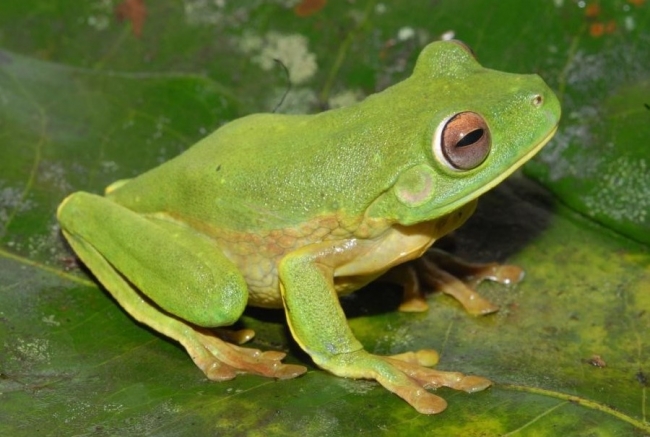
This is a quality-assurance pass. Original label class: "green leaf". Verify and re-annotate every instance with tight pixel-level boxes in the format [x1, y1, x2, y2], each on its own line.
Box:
[1, 1, 649, 435]
[524, 1, 650, 245]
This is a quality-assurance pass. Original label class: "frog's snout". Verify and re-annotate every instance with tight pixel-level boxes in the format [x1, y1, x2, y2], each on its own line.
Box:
[56, 194, 75, 219]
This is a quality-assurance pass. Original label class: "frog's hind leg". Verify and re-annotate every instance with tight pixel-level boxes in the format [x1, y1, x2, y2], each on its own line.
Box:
[416, 248, 523, 315]
[57, 192, 305, 381]
[392, 248, 524, 315]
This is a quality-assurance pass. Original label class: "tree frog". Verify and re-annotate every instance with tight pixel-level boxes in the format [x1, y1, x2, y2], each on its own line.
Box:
[57, 40, 560, 414]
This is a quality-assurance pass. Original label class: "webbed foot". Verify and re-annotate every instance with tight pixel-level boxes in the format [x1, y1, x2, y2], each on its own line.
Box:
[183, 328, 307, 381]
[391, 248, 523, 315]
[318, 349, 491, 414]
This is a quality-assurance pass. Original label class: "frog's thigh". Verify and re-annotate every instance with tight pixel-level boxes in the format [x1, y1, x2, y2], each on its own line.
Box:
[58, 192, 247, 327]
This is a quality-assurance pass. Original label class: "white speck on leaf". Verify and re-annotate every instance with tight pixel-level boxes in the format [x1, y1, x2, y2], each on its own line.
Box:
[268, 86, 318, 114]
[87, 0, 113, 31]
[296, 411, 339, 434]
[183, 0, 227, 26]
[397, 27, 415, 41]
[238, 31, 318, 85]
[42, 315, 61, 327]
[338, 378, 376, 395]
[328, 89, 365, 109]
[537, 105, 599, 182]
[38, 161, 73, 193]
[582, 157, 649, 223]
[87, 15, 110, 31]
[440, 30, 456, 41]
[0, 181, 35, 230]
[13, 338, 51, 364]
[103, 403, 125, 413]
[100, 160, 119, 173]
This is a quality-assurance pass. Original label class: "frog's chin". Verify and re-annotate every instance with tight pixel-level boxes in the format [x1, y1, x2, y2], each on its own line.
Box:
[441, 124, 558, 212]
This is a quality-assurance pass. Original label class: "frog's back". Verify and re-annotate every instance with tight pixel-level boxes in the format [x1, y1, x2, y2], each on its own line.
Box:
[106, 109, 413, 233]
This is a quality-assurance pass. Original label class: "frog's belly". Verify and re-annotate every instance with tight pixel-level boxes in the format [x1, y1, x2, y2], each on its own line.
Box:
[243, 270, 378, 309]
[223, 244, 381, 307]
[218, 200, 477, 309]
[213, 215, 377, 308]
[219, 237, 390, 309]
[238, 254, 283, 308]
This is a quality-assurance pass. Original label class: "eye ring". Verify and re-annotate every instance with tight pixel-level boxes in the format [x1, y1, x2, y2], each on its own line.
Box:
[433, 111, 491, 171]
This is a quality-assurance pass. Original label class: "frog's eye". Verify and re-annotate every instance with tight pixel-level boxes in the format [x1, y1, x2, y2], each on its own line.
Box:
[436, 111, 491, 170]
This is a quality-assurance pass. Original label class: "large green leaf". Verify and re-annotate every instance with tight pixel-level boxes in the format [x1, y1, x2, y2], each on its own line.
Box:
[1, 1, 649, 435]
[524, 1, 650, 245]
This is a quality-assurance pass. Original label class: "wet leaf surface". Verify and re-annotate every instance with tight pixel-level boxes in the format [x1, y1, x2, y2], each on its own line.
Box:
[1, 1, 649, 435]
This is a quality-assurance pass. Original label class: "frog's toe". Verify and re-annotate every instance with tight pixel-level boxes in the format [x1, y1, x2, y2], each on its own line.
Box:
[272, 361, 308, 379]
[386, 356, 492, 392]
[319, 350, 490, 414]
[455, 375, 492, 393]
[387, 248, 522, 316]
[398, 296, 430, 313]
[416, 251, 504, 315]
[187, 329, 307, 380]
[215, 328, 256, 345]
[376, 357, 490, 414]
[383, 380, 448, 414]
[467, 263, 525, 288]
[201, 359, 238, 381]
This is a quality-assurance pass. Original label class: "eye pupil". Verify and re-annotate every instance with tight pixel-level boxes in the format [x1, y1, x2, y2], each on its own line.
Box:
[456, 129, 484, 148]
[437, 111, 491, 170]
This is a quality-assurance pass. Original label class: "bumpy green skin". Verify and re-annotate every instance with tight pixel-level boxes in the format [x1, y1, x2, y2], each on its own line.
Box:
[106, 42, 557, 229]
[57, 41, 561, 414]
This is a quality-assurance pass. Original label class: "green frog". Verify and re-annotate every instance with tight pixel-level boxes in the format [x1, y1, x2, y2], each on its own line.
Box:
[57, 40, 560, 414]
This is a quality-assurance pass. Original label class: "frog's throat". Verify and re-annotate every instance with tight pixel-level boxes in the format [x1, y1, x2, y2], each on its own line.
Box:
[443, 124, 558, 212]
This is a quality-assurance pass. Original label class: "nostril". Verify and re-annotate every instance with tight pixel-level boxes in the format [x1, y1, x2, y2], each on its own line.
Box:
[532, 94, 543, 108]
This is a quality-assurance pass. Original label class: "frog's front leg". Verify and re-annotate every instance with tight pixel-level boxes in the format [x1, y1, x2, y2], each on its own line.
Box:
[278, 242, 491, 414]
[57, 192, 305, 381]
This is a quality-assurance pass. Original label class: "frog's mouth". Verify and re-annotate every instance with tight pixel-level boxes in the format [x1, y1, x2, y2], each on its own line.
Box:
[442, 123, 558, 212]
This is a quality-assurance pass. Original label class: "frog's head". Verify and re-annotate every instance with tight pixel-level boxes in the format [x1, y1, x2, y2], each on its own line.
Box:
[367, 40, 561, 225]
